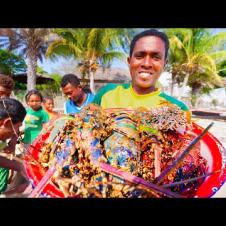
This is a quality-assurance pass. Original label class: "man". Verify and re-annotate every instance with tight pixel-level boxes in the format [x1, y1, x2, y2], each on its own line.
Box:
[0, 74, 15, 98]
[92, 29, 190, 119]
[0, 74, 17, 154]
[0, 98, 27, 194]
[61, 74, 94, 114]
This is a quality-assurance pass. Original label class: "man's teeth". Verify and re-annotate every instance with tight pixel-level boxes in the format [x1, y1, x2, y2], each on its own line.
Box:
[139, 72, 150, 77]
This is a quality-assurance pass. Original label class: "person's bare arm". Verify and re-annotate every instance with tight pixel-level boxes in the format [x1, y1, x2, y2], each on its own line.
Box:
[0, 156, 28, 180]
[3, 134, 18, 154]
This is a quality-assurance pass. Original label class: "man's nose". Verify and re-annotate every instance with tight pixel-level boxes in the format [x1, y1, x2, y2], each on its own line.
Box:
[142, 56, 152, 68]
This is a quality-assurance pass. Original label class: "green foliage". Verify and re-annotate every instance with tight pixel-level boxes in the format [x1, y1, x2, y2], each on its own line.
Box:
[46, 28, 133, 92]
[36, 66, 48, 75]
[217, 59, 226, 77]
[0, 28, 53, 90]
[46, 28, 132, 74]
[0, 49, 27, 75]
[14, 81, 26, 90]
[36, 73, 62, 97]
[165, 28, 226, 97]
[14, 89, 27, 102]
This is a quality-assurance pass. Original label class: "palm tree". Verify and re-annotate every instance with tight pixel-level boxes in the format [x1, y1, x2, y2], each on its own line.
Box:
[0, 48, 26, 75]
[0, 28, 53, 90]
[46, 28, 133, 93]
[164, 28, 226, 105]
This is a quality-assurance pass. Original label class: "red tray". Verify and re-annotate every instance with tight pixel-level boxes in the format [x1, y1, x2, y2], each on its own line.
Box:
[24, 116, 226, 198]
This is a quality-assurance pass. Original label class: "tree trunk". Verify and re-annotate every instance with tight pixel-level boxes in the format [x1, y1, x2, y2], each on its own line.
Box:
[89, 71, 95, 94]
[27, 54, 37, 91]
[191, 87, 200, 107]
[170, 78, 174, 96]
[178, 73, 189, 100]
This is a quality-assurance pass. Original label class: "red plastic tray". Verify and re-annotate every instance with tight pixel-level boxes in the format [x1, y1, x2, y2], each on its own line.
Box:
[24, 118, 226, 198]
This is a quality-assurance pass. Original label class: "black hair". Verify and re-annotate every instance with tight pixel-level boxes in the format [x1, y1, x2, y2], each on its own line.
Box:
[25, 89, 43, 103]
[0, 97, 26, 123]
[43, 96, 54, 103]
[82, 85, 92, 94]
[0, 74, 15, 90]
[61, 74, 80, 88]
[129, 29, 169, 59]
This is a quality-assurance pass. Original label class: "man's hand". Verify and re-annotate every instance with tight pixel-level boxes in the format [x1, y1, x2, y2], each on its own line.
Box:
[3, 135, 17, 154]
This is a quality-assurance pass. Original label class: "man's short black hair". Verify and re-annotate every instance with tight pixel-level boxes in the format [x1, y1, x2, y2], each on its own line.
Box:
[61, 74, 80, 88]
[129, 29, 169, 59]
[0, 98, 26, 124]
[0, 74, 15, 90]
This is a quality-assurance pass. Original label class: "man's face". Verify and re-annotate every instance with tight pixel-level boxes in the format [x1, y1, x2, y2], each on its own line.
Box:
[0, 118, 22, 141]
[0, 86, 12, 97]
[62, 83, 83, 103]
[128, 36, 167, 94]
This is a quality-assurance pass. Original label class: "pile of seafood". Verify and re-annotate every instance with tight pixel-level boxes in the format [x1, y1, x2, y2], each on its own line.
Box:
[37, 104, 208, 198]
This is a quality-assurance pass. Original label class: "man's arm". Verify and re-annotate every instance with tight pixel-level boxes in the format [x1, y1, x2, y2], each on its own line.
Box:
[0, 156, 21, 171]
[0, 156, 28, 180]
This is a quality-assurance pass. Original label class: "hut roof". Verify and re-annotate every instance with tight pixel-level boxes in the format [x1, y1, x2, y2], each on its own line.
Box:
[12, 73, 55, 84]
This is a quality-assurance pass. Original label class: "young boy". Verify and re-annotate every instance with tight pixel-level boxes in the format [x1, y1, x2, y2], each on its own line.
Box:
[0, 98, 27, 195]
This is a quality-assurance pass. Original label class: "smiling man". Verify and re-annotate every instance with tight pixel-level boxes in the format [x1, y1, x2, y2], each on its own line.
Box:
[92, 29, 190, 119]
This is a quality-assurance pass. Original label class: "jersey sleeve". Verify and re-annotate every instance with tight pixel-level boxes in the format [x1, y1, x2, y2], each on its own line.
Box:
[92, 84, 118, 106]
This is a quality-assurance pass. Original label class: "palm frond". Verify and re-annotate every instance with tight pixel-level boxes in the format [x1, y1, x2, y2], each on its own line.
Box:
[202, 32, 226, 52]
[191, 53, 217, 73]
[168, 36, 187, 63]
[209, 51, 226, 64]
[99, 51, 125, 66]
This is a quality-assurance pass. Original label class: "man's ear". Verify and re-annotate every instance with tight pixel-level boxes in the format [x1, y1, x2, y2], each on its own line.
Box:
[0, 119, 3, 127]
[2, 118, 12, 127]
[127, 57, 131, 65]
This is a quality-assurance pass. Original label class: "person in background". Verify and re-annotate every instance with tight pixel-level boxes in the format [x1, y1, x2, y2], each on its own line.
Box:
[43, 97, 59, 120]
[92, 29, 190, 121]
[0, 74, 17, 154]
[23, 89, 49, 145]
[0, 74, 19, 190]
[61, 74, 94, 114]
[0, 98, 27, 195]
[0, 74, 15, 98]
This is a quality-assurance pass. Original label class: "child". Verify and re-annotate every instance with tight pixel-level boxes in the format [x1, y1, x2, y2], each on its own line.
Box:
[0, 98, 27, 195]
[43, 97, 59, 120]
[23, 90, 49, 145]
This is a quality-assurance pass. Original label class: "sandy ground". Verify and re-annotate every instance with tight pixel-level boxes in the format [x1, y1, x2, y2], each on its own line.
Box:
[193, 118, 226, 198]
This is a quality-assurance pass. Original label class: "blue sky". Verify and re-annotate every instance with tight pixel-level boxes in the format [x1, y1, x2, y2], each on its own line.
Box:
[39, 56, 129, 74]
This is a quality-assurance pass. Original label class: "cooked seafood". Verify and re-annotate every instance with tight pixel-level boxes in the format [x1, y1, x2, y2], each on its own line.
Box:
[35, 104, 207, 197]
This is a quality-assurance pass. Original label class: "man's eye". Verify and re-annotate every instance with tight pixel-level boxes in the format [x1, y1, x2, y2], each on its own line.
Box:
[135, 54, 143, 58]
[153, 54, 161, 59]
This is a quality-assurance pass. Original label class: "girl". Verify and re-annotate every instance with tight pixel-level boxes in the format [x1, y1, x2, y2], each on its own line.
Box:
[43, 97, 59, 120]
[23, 90, 49, 145]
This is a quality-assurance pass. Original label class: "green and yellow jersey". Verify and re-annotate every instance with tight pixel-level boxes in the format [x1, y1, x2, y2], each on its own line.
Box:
[93, 83, 191, 121]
